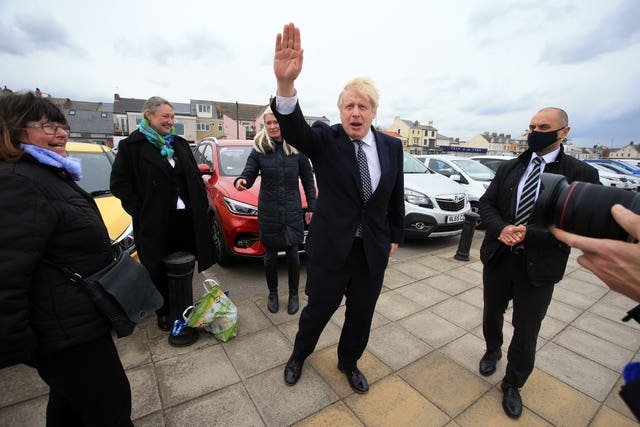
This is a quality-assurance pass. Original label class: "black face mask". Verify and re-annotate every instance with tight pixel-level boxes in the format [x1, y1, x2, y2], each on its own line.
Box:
[527, 127, 564, 152]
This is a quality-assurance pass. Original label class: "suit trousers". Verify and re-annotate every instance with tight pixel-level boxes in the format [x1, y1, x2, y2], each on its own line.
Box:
[35, 334, 132, 427]
[482, 249, 554, 387]
[293, 238, 384, 368]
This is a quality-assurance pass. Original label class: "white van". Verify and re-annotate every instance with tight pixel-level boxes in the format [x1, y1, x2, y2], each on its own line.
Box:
[415, 154, 495, 220]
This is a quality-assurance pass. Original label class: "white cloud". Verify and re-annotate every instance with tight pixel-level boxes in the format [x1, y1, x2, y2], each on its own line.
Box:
[1, 0, 638, 147]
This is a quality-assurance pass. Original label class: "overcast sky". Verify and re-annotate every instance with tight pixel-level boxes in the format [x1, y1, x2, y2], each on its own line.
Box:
[2, 0, 638, 147]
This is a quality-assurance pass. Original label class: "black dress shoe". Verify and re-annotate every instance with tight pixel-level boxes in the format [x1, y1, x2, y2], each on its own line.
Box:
[267, 293, 279, 313]
[168, 327, 199, 347]
[284, 356, 304, 385]
[337, 363, 369, 394]
[501, 380, 523, 419]
[479, 350, 502, 376]
[287, 294, 299, 315]
[157, 314, 171, 331]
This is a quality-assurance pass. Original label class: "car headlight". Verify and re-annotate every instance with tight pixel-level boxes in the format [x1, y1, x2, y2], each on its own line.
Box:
[223, 197, 259, 216]
[113, 221, 135, 252]
[405, 188, 434, 208]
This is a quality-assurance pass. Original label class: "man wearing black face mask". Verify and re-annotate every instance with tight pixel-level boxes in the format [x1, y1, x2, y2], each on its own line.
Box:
[477, 107, 598, 419]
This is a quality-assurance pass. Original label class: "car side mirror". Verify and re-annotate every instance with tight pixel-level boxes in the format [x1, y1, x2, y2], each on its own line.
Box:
[450, 174, 467, 184]
[198, 163, 212, 175]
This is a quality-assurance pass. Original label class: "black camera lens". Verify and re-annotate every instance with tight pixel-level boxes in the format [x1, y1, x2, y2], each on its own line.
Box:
[531, 173, 640, 241]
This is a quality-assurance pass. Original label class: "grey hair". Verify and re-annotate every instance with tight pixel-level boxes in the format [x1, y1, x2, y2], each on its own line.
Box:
[142, 96, 174, 115]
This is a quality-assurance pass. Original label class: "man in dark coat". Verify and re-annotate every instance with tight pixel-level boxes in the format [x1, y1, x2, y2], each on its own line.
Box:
[478, 107, 599, 418]
[110, 97, 215, 340]
[272, 23, 405, 394]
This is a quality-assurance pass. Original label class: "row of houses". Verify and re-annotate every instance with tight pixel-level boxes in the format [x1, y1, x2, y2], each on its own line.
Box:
[385, 115, 639, 160]
[4, 86, 635, 159]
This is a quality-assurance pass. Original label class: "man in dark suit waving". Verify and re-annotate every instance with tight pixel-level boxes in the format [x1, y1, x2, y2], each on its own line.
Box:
[272, 23, 405, 394]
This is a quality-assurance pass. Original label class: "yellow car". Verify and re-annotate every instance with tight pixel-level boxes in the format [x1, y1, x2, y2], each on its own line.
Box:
[66, 142, 138, 261]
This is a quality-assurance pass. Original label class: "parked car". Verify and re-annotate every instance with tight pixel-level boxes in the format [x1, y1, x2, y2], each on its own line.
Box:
[192, 137, 313, 266]
[586, 159, 640, 175]
[585, 161, 639, 191]
[415, 154, 494, 224]
[403, 153, 470, 238]
[66, 142, 137, 259]
[469, 154, 514, 173]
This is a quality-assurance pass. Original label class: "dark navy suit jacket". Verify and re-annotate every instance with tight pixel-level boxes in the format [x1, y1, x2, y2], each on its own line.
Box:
[272, 100, 404, 276]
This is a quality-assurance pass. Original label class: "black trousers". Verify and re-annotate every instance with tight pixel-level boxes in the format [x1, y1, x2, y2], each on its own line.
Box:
[482, 249, 554, 387]
[292, 238, 384, 368]
[35, 334, 132, 427]
[147, 208, 197, 316]
[264, 245, 300, 293]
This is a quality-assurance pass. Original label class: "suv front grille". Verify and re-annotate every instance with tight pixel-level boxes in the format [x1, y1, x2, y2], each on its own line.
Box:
[436, 196, 466, 212]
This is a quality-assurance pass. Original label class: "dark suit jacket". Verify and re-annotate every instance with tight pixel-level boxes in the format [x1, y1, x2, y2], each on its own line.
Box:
[479, 145, 599, 285]
[272, 100, 404, 276]
[110, 130, 216, 273]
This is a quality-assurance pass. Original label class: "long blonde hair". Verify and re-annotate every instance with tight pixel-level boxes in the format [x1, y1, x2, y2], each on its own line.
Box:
[253, 112, 298, 156]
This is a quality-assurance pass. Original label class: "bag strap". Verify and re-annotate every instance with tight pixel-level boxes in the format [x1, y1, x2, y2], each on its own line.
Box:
[41, 258, 84, 284]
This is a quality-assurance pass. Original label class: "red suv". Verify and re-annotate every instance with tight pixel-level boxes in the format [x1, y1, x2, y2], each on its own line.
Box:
[193, 138, 313, 266]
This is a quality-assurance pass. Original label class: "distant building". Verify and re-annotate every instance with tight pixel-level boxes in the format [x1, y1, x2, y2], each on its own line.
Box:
[609, 141, 640, 159]
[387, 116, 438, 154]
[51, 98, 113, 145]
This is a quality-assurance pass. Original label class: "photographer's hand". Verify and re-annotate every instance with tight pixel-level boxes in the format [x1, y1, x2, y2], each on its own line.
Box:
[552, 204, 640, 303]
[499, 224, 526, 246]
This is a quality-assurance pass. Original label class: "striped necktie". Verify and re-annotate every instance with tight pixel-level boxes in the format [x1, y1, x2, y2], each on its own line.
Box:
[514, 157, 543, 226]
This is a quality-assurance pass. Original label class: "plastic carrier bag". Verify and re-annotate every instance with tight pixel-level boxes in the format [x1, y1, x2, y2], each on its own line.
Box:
[172, 279, 238, 342]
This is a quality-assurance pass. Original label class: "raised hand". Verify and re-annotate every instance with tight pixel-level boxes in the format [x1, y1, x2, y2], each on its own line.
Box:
[274, 23, 304, 96]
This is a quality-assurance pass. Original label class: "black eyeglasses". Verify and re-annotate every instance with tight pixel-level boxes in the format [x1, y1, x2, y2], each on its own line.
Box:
[25, 122, 71, 135]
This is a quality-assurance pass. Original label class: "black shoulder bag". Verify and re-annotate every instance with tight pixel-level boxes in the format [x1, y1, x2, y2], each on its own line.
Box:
[44, 246, 164, 338]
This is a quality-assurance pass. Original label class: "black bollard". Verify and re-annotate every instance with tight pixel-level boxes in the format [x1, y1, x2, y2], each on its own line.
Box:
[164, 251, 198, 347]
[455, 212, 480, 261]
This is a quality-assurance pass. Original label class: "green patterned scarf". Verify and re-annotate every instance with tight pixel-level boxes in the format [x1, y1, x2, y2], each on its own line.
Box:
[138, 118, 176, 158]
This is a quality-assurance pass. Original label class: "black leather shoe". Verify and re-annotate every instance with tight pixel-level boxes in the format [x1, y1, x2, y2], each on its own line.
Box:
[284, 356, 303, 385]
[501, 380, 523, 419]
[157, 314, 171, 331]
[479, 350, 502, 376]
[287, 294, 299, 315]
[267, 293, 279, 313]
[168, 327, 199, 347]
[337, 363, 369, 394]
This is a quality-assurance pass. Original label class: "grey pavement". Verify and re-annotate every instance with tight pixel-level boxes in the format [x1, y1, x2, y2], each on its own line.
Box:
[1, 231, 639, 426]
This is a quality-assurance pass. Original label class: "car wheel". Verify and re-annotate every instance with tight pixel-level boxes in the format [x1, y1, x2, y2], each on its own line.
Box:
[211, 215, 233, 267]
[471, 202, 485, 229]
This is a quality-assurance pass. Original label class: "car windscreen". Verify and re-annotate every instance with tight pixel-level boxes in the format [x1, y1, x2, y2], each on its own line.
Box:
[67, 150, 114, 195]
[452, 159, 495, 181]
[217, 146, 253, 177]
[403, 152, 432, 173]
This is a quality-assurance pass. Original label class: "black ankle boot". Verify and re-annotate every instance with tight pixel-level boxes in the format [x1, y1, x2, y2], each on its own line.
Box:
[287, 294, 299, 314]
[267, 292, 279, 313]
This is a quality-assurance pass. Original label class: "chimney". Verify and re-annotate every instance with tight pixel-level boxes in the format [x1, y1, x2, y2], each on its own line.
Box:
[114, 93, 120, 101]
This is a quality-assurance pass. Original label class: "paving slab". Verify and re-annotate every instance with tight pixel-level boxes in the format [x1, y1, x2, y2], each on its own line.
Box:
[367, 323, 433, 370]
[344, 375, 450, 427]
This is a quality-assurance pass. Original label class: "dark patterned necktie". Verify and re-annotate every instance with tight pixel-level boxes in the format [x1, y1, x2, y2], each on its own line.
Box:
[514, 157, 543, 225]
[356, 140, 372, 202]
[356, 140, 372, 237]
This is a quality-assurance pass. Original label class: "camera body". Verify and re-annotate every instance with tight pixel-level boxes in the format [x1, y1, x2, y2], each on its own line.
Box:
[531, 173, 640, 241]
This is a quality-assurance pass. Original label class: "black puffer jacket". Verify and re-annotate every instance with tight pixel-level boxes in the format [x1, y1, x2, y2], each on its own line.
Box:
[0, 154, 112, 368]
[236, 142, 316, 248]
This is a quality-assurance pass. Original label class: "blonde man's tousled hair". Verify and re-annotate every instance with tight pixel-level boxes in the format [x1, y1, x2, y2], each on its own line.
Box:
[337, 77, 379, 110]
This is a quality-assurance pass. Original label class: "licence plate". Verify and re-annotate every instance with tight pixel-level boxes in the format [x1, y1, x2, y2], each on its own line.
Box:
[447, 214, 465, 223]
